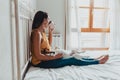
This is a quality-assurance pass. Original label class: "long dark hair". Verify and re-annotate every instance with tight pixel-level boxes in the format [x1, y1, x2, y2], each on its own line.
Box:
[32, 11, 48, 30]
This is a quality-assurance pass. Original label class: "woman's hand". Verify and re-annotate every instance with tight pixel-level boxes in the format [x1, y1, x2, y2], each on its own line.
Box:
[48, 21, 55, 33]
[54, 53, 63, 59]
[49, 26, 54, 33]
[48, 25, 54, 46]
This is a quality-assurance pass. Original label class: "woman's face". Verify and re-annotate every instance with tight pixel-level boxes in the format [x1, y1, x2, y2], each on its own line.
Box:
[41, 18, 49, 29]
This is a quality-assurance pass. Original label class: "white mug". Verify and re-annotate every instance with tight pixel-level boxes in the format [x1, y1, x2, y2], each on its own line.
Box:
[49, 21, 55, 29]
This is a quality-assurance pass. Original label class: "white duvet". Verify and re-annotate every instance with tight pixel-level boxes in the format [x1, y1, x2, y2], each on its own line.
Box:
[24, 50, 120, 80]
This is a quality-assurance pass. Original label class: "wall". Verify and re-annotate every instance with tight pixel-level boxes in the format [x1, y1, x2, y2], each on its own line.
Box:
[36, 0, 65, 49]
[0, 0, 13, 80]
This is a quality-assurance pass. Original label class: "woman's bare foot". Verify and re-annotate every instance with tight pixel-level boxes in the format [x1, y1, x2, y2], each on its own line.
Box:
[96, 55, 105, 59]
[99, 55, 109, 64]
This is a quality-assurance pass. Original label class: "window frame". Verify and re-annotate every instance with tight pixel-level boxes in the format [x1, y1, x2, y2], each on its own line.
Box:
[79, 0, 110, 50]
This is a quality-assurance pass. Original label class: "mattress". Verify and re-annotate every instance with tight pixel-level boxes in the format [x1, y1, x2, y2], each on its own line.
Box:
[24, 50, 120, 80]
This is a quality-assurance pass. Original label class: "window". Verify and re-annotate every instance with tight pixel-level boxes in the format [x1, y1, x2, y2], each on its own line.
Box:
[71, 0, 110, 50]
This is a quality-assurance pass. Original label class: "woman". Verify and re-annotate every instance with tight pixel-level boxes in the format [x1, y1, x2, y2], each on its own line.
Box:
[30, 11, 109, 68]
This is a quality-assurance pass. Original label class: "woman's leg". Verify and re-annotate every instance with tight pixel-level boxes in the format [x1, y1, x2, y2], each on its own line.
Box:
[81, 57, 95, 60]
[81, 55, 109, 63]
[33, 57, 99, 68]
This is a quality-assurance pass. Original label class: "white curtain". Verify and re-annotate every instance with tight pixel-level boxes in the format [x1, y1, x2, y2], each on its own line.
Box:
[110, 0, 120, 50]
[65, 0, 71, 50]
[65, 0, 81, 50]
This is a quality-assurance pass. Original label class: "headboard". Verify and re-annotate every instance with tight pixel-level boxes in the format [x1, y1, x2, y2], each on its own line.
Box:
[13, 0, 36, 80]
[18, 2, 33, 80]
[20, 15, 32, 80]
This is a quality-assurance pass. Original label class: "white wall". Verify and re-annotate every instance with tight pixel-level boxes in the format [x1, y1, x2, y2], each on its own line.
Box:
[0, 0, 13, 80]
[36, 0, 65, 49]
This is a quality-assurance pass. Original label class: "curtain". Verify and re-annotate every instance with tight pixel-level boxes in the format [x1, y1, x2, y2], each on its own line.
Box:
[65, 0, 71, 50]
[65, 0, 81, 50]
[110, 0, 120, 50]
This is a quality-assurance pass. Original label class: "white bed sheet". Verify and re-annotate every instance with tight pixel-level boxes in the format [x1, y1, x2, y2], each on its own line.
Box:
[24, 50, 120, 80]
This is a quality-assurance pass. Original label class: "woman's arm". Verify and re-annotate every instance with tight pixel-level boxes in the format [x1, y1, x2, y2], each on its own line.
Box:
[31, 31, 62, 61]
[48, 24, 55, 46]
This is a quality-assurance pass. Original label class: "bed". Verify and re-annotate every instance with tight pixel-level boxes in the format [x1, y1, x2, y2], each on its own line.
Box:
[24, 50, 120, 80]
